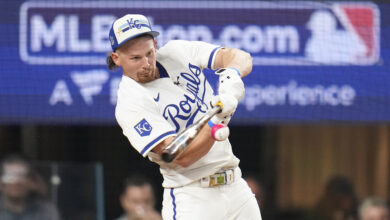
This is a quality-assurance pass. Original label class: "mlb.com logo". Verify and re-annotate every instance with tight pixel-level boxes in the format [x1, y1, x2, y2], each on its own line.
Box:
[19, 1, 380, 66]
[301, 3, 380, 65]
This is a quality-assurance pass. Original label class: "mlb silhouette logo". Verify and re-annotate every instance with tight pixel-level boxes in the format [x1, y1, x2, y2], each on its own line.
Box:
[305, 3, 379, 65]
[134, 119, 152, 137]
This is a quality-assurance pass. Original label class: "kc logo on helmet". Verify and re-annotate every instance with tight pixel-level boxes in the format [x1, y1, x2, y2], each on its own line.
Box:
[117, 19, 141, 35]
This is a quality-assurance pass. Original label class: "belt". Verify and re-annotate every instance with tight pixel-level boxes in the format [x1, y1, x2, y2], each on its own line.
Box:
[200, 168, 235, 187]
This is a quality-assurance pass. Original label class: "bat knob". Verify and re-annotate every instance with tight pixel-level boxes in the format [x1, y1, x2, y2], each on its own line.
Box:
[162, 151, 175, 163]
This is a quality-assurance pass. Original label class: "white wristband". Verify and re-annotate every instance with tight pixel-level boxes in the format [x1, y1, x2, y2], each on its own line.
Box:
[215, 68, 241, 77]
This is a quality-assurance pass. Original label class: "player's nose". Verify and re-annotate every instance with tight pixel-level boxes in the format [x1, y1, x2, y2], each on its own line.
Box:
[141, 56, 151, 68]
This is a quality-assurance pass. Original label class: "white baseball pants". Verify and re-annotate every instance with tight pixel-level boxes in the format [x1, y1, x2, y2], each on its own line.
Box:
[162, 178, 262, 220]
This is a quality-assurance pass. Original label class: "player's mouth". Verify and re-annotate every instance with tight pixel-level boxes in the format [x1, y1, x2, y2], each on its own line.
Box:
[139, 70, 151, 77]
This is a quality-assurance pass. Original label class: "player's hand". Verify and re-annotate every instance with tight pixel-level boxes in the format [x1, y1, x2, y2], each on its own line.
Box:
[216, 68, 245, 101]
[210, 93, 238, 118]
[209, 94, 237, 125]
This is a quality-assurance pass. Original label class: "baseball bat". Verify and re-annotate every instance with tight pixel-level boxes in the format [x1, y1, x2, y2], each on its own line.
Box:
[161, 102, 222, 163]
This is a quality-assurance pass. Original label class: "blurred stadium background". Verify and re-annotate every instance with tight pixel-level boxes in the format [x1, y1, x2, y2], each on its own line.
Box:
[0, 0, 389, 219]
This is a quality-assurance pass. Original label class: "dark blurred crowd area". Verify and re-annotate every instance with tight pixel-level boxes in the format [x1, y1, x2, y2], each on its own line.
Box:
[0, 125, 389, 220]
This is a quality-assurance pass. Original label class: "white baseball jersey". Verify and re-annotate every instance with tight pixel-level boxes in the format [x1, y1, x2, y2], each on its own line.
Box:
[115, 40, 239, 188]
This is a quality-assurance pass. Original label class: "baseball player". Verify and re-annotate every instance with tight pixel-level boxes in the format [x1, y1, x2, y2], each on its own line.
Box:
[107, 14, 262, 220]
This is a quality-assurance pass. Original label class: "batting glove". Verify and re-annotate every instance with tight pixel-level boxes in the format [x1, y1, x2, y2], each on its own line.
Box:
[216, 68, 245, 101]
[209, 94, 237, 125]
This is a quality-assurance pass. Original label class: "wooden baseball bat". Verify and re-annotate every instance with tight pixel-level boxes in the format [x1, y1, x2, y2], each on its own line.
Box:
[161, 103, 222, 163]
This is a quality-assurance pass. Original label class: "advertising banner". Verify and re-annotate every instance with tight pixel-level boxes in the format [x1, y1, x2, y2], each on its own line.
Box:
[0, 1, 389, 124]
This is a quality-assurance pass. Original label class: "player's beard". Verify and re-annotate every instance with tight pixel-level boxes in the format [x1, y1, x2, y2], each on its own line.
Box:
[137, 65, 157, 83]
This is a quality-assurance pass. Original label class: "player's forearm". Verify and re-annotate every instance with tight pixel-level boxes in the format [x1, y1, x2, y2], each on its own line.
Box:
[173, 126, 215, 167]
[214, 48, 253, 77]
[151, 124, 215, 167]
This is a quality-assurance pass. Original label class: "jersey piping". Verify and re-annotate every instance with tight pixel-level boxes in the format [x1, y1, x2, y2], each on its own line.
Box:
[208, 46, 222, 69]
[140, 130, 176, 156]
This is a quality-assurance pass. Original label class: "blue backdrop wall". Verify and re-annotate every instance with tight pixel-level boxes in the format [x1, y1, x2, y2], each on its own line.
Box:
[0, 1, 389, 124]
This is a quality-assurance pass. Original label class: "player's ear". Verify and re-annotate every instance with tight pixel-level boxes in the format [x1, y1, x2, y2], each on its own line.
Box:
[111, 52, 120, 66]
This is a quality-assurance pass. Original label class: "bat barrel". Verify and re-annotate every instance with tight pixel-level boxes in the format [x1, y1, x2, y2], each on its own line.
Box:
[161, 136, 186, 162]
[162, 151, 176, 163]
[162, 143, 184, 162]
[161, 105, 222, 163]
